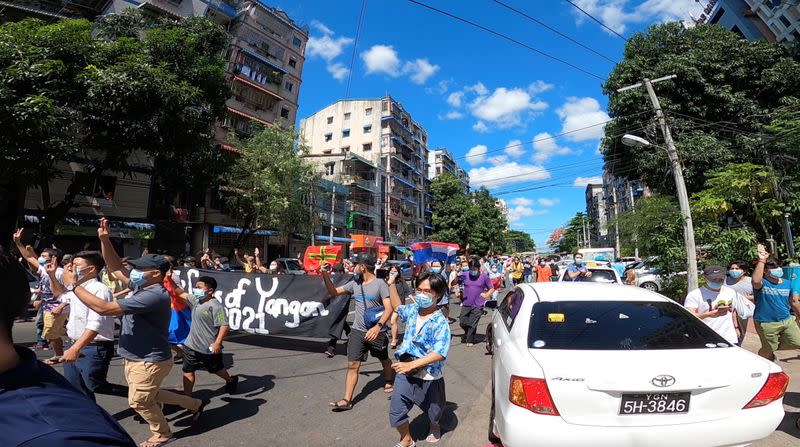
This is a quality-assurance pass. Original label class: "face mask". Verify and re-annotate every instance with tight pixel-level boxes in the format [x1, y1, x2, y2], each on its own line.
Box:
[38, 256, 47, 266]
[461, 266, 469, 272]
[575, 259, 584, 265]
[769, 267, 784, 279]
[192, 288, 207, 299]
[491, 268, 498, 273]
[706, 280, 723, 289]
[539, 262, 546, 266]
[469, 270, 479, 277]
[415, 293, 434, 308]
[728, 270, 743, 279]
[269, 263, 278, 270]
[431, 267, 442, 273]
[129, 269, 146, 287]
[76, 266, 90, 281]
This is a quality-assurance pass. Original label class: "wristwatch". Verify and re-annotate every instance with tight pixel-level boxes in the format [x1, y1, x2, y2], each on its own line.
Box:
[376, 322, 384, 328]
[65, 283, 77, 293]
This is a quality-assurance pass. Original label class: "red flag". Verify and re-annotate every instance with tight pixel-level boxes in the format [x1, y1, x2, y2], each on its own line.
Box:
[303, 245, 342, 275]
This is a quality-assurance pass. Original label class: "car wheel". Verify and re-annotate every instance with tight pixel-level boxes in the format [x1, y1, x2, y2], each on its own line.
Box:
[488, 373, 501, 444]
[640, 281, 659, 292]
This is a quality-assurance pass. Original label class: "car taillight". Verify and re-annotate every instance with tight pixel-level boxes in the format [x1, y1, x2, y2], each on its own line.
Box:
[509, 375, 559, 416]
[743, 372, 789, 409]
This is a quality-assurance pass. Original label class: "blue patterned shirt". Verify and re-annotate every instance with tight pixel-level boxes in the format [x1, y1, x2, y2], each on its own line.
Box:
[394, 303, 451, 380]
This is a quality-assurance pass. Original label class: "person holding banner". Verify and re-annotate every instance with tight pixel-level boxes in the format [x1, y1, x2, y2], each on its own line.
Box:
[322, 254, 395, 412]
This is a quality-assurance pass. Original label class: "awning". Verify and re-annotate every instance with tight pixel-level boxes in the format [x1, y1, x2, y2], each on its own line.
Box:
[212, 225, 276, 236]
[227, 106, 269, 126]
[349, 211, 373, 218]
[402, 197, 418, 206]
[345, 153, 376, 168]
[314, 235, 356, 244]
[393, 175, 415, 189]
[232, 75, 283, 100]
[23, 215, 155, 240]
[239, 48, 286, 74]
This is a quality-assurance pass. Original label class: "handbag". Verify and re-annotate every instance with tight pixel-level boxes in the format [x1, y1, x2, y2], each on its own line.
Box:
[732, 291, 755, 319]
[361, 283, 385, 328]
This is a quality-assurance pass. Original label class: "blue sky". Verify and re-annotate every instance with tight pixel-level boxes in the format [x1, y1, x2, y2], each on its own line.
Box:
[269, 0, 706, 248]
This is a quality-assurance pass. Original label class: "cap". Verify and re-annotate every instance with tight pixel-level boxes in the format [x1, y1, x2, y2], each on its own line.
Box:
[703, 265, 725, 277]
[127, 254, 171, 273]
[353, 253, 377, 270]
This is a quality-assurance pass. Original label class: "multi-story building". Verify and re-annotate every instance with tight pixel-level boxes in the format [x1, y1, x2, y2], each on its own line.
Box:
[602, 169, 651, 255]
[300, 97, 433, 244]
[428, 148, 470, 193]
[700, 0, 800, 42]
[585, 184, 608, 247]
[0, 0, 109, 22]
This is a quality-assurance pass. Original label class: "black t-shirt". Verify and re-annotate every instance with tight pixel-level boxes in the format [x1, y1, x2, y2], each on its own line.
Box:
[523, 261, 532, 275]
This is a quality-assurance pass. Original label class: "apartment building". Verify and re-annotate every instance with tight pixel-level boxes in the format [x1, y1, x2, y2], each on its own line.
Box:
[602, 169, 651, 255]
[0, 0, 108, 22]
[585, 183, 608, 247]
[701, 0, 800, 42]
[300, 97, 433, 245]
[428, 148, 471, 193]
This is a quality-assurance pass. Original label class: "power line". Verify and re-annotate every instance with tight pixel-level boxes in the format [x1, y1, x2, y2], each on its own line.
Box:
[345, 0, 369, 98]
[491, 0, 618, 64]
[406, 0, 608, 81]
[562, 0, 627, 41]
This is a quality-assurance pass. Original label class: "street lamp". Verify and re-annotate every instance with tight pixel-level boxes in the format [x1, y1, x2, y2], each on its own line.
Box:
[622, 133, 699, 290]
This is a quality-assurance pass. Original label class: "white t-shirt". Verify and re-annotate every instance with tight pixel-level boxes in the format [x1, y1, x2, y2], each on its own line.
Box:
[684, 286, 738, 344]
[64, 278, 115, 342]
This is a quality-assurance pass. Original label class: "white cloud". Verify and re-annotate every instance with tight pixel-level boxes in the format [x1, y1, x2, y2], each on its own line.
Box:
[469, 82, 489, 96]
[488, 155, 509, 166]
[505, 139, 525, 158]
[528, 80, 554, 95]
[473, 121, 489, 133]
[508, 205, 548, 223]
[511, 197, 534, 207]
[573, 176, 604, 187]
[466, 144, 488, 165]
[307, 34, 354, 62]
[311, 20, 335, 36]
[570, 0, 703, 35]
[402, 58, 440, 84]
[326, 63, 349, 81]
[447, 91, 464, 107]
[361, 44, 401, 76]
[556, 97, 610, 142]
[426, 79, 450, 95]
[469, 87, 548, 129]
[538, 198, 560, 207]
[469, 162, 550, 188]
[532, 132, 572, 162]
[439, 111, 464, 120]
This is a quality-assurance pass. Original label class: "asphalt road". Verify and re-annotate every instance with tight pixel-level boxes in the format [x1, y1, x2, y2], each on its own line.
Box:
[12, 304, 495, 447]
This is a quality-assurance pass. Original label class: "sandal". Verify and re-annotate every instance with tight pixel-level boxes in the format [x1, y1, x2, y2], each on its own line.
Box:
[384, 381, 395, 393]
[324, 346, 335, 358]
[139, 437, 173, 447]
[329, 398, 353, 412]
[425, 427, 441, 443]
[191, 401, 207, 423]
[392, 442, 416, 447]
[390, 340, 398, 349]
[43, 356, 63, 365]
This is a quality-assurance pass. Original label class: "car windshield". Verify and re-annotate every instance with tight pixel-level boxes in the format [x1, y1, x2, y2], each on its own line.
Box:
[528, 301, 730, 350]
[565, 269, 617, 283]
[284, 259, 303, 270]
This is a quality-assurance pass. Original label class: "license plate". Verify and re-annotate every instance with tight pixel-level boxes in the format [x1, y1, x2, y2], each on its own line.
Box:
[619, 392, 690, 415]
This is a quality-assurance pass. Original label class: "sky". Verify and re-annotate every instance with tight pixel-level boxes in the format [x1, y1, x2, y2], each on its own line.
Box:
[268, 0, 708, 248]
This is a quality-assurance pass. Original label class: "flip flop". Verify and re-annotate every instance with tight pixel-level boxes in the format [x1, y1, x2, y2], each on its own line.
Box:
[425, 428, 442, 443]
[138, 438, 173, 447]
[384, 381, 395, 393]
[329, 399, 353, 412]
[191, 401, 207, 423]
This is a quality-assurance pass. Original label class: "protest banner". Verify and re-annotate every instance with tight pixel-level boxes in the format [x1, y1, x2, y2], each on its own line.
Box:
[173, 269, 352, 339]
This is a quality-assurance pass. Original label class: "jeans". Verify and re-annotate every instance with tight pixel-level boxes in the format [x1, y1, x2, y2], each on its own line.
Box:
[525, 274, 533, 283]
[63, 342, 114, 401]
[35, 305, 46, 345]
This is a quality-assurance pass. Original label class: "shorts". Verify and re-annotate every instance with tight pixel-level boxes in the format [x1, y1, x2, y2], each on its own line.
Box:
[347, 329, 389, 362]
[755, 316, 800, 353]
[42, 311, 67, 340]
[389, 374, 445, 427]
[182, 347, 225, 373]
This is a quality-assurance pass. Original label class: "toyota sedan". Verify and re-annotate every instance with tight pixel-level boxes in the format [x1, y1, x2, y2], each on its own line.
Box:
[486, 282, 787, 447]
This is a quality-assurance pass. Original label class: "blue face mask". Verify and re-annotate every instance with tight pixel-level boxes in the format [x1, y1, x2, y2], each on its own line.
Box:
[706, 280, 723, 289]
[415, 292, 434, 308]
[192, 288, 207, 299]
[461, 266, 469, 272]
[431, 266, 442, 274]
[575, 259, 584, 266]
[728, 269, 743, 279]
[129, 269, 146, 287]
[76, 266, 89, 281]
[769, 267, 784, 279]
[38, 256, 47, 266]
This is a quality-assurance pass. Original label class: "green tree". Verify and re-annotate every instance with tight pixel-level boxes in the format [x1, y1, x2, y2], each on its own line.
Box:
[429, 173, 471, 245]
[504, 230, 535, 253]
[223, 125, 318, 247]
[0, 12, 230, 241]
[466, 187, 508, 254]
[614, 196, 685, 273]
[553, 212, 587, 254]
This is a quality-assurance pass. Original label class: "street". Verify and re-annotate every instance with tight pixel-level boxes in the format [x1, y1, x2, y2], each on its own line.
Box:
[11, 302, 800, 447]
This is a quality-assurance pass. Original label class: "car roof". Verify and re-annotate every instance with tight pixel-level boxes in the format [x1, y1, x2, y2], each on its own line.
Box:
[519, 282, 671, 303]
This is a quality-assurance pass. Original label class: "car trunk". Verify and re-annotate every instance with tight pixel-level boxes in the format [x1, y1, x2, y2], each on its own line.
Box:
[531, 348, 771, 427]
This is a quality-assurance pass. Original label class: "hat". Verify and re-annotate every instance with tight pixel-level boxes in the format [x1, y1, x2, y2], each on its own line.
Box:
[127, 254, 171, 273]
[353, 253, 377, 270]
[702, 265, 725, 277]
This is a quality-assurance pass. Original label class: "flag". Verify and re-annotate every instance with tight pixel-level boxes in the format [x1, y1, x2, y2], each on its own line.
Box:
[164, 276, 192, 345]
[303, 244, 343, 274]
[409, 241, 460, 265]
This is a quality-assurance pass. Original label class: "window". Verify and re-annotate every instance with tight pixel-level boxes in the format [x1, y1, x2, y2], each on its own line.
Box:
[326, 116, 333, 124]
[344, 112, 351, 120]
[342, 129, 350, 137]
[280, 107, 290, 119]
[341, 146, 350, 153]
[289, 58, 297, 68]
[292, 36, 302, 47]
[382, 101, 389, 111]
[363, 143, 372, 151]
[74, 172, 117, 201]
[323, 149, 332, 155]
[528, 301, 729, 350]
[365, 107, 373, 116]
[284, 81, 293, 92]
[324, 162, 335, 176]
[498, 289, 524, 329]
[792, 30, 800, 41]
[780, 15, 792, 28]
[363, 124, 372, 134]
[380, 136, 388, 148]
[324, 133, 332, 142]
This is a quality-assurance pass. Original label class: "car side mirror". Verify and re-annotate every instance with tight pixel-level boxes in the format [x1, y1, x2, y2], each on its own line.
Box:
[484, 300, 498, 309]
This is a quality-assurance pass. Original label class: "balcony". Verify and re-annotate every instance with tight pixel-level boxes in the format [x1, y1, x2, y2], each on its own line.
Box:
[137, 0, 183, 19]
[206, 0, 237, 17]
[349, 201, 377, 217]
[341, 174, 375, 192]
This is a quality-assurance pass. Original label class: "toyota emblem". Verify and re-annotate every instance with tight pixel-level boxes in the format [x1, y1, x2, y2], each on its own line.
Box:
[651, 375, 676, 388]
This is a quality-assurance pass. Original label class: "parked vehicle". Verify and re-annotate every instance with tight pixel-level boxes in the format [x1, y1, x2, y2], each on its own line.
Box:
[557, 266, 623, 284]
[485, 283, 787, 447]
[275, 258, 306, 275]
[384, 260, 412, 280]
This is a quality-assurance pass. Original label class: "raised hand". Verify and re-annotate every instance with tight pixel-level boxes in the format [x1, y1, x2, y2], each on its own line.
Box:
[98, 218, 111, 238]
[61, 262, 77, 285]
[12, 228, 23, 244]
[757, 243, 769, 261]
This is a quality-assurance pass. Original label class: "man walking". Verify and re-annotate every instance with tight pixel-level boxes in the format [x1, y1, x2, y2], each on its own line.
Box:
[752, 244, 800, 360]
[322, 254, 395, 411]
[70, 219, 204, 447]
[523, 256, 533, 283]
[683, 265, 738, 345]
[535, 258, 552, 283]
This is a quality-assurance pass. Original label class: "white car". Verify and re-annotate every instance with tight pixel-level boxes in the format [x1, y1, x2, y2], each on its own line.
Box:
[557, 266, 623, 284]
[485, 283, 787, 447]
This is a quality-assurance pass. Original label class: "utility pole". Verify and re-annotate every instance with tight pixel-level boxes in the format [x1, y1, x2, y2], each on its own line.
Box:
[618, 75, 699, 291]
[765, 153, 795, 258]
[610, 180, 621, 258]
[329, 186, 337, 243]
[628, 182, 640, 259]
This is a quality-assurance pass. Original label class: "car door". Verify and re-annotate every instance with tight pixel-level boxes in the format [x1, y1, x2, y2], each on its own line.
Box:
[492, 288, 528, 424]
